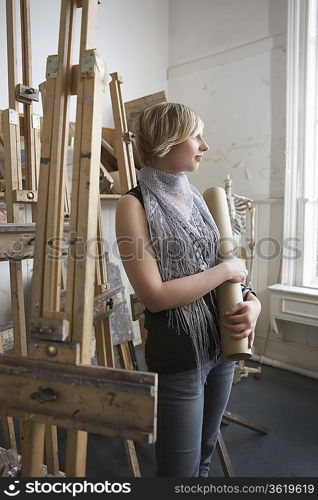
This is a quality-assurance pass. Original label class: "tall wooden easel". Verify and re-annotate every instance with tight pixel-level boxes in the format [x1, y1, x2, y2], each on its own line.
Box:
[1, 0, 42, 468]
[0, 0, 156, 478]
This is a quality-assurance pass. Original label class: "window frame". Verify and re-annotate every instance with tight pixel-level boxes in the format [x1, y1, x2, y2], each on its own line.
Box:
[282, 0, 318, 289]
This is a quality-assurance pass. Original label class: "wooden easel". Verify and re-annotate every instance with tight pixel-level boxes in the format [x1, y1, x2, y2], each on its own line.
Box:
[0, 0, 156, 478]
[104, 70, 149, 475]
[1, 0, 41, 470]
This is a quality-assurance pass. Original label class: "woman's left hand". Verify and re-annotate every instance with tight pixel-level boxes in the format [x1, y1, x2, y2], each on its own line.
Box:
[222, 294, 261, 348]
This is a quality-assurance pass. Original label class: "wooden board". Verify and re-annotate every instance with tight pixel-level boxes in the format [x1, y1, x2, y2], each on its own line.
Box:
[124, 91, 167, 169]
[0, 355, 157, 443]
[124, 90, 167, 134]
[102, 127, 115, 147]
[66, 47, 105, 363]
[100, 137, 118, 172]
[109, 73, 136, 192]
[31, 0, 77, 318]
[0, 223, 69, 261]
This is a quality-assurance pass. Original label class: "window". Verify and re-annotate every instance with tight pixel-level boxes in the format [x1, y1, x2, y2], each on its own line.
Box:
[282, 0, 318, 289]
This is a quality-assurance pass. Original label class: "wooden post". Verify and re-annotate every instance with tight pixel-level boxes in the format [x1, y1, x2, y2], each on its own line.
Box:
[31, 0, 77, 318]
[94, 205, 115, 368]
[1, 110, 27, 360]
[20, 0, 40, 196]
[3, 0, 27, 358]
[25, 0, 78, 477]
[65, 0, 104, 475]
[109, 72, 136, 192]
[20, 422, 46, 477]
[0, 340, 18, 461]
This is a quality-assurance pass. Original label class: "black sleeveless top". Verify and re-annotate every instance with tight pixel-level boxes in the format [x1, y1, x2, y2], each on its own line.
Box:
[125, 183, 220, 373]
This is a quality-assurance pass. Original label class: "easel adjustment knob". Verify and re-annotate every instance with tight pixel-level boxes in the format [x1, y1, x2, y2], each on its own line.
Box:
[123, 131, 135, 144]
[38, 326, 53, 335]
[46, 345, 58, 357]
[15, 84, 39, 103]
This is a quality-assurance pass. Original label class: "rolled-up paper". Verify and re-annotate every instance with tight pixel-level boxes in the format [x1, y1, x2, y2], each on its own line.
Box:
[203, 186, 252, 360]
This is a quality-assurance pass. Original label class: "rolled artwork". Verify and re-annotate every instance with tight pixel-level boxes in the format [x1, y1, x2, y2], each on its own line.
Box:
[203, 186, 252, 360]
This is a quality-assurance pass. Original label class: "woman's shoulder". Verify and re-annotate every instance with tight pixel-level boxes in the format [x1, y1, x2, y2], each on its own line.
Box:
[123, 182, 144, 208]
[116, 183, 147, 230]
[116, 183, 150, 241]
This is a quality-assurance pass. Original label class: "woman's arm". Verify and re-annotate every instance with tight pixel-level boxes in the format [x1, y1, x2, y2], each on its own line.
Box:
[115, 194, 247, 313]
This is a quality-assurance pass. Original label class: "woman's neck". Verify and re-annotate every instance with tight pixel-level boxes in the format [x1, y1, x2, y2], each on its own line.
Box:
[150, 158, 183, 175]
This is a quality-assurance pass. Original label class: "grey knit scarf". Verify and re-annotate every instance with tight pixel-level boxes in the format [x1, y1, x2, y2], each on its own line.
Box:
[138, 166, 222, 379]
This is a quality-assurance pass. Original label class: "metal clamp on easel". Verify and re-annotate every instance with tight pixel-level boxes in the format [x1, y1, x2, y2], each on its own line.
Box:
[15, 84, 39, 105]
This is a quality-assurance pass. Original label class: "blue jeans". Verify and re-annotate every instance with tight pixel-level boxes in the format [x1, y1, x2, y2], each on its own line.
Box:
[155, 356, 236, 477]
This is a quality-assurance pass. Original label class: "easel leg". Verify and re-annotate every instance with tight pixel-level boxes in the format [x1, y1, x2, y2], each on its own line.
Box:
[1, 418, 18, 463]
[65, 430, 87, 478]
[117, 343, 141, 477]
[216, 431, 235, 478]
[223, 410, 268, 435]
[124, 440, 141, 477]
[45, 425, 60, 476]
[94, 206, 115, 368]
[0, 339, 18, 461]
[20, 421, 45, 477]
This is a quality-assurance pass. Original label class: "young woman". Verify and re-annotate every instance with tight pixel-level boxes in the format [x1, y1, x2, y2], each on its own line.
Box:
[115, 102, 261, 477]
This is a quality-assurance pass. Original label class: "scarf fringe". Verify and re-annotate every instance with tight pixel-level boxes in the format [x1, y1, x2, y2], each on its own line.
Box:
[138, 167, 221, 384]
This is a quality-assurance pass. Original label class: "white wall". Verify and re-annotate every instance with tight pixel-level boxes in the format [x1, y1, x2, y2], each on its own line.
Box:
[169, 0, 287, 67]
[0, 0, 169, 125]
[168, 0, 287, 199]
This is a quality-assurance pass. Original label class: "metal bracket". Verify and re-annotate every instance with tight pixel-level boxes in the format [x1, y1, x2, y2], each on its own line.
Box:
[15, 84, 39, 104]
[81, 50, 105, 79]
[46, 55, 59, 79]
[81, 50, 95, 76]
[32, 114, 41, 129]
[123, 131, 135, 144]
[8, 109, 18, 126]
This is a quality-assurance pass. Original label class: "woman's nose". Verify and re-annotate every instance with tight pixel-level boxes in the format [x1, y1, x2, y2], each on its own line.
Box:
[200, 138, 209, 152]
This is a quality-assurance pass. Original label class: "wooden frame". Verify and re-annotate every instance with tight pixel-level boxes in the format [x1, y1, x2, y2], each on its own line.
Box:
[109, 73, 136, 193]
[0, 355, 157, 443]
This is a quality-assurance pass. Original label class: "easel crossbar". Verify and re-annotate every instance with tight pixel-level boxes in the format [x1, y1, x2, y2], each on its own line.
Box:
[0, 356, 157, 443]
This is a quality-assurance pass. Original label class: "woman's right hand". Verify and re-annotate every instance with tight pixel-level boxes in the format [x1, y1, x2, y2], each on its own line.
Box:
[221, 257, 247, 283]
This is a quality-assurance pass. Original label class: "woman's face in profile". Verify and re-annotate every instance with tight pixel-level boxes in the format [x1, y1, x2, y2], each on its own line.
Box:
[164, 133, 209, 174]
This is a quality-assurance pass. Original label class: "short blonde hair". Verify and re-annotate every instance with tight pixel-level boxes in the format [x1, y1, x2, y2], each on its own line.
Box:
[135, 102, 204, 165]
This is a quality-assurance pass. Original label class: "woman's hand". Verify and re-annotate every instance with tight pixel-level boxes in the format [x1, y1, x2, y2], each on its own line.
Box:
[221, 257, 248, 283]
[222, 294, 261, 348]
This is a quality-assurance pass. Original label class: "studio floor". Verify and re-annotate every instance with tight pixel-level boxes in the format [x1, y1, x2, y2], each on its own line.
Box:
[57, 346, 318, 478]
